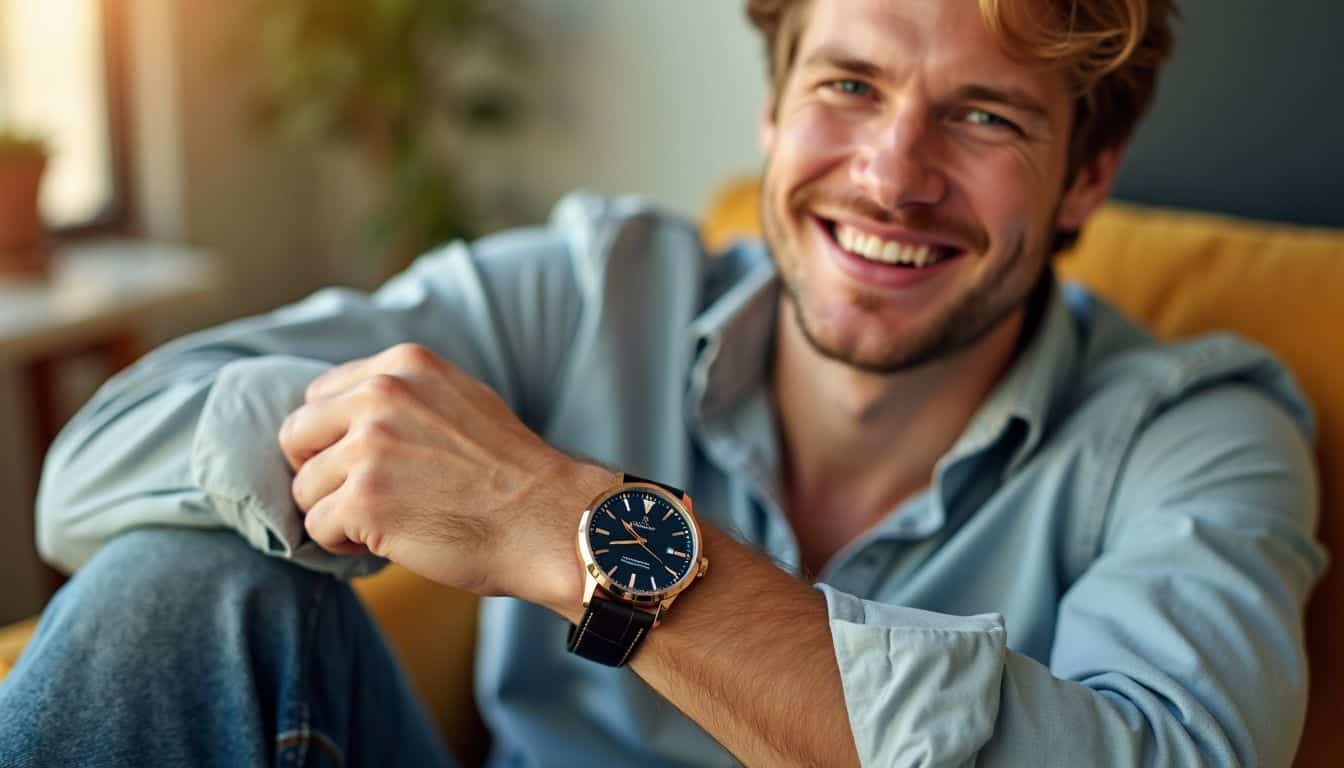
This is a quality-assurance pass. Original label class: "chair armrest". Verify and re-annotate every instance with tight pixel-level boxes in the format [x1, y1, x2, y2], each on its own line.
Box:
[0, 616, 40, 683]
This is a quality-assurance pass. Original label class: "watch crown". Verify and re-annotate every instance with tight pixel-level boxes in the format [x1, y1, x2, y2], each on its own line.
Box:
[699, 558, 709, 578]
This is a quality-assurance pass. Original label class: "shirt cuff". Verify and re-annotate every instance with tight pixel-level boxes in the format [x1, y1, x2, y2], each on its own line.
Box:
[191, 355, 386, 579]
[819, 583, 1007, 767]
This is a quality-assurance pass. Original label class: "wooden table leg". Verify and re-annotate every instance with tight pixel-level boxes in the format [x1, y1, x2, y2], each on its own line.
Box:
[24, 357, 59, 489]
[24, 330, 144, 465]
[95, 332, 146, 374]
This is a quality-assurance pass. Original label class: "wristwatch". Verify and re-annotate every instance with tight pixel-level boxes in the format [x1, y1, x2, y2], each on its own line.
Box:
[568, 473, 709, 667]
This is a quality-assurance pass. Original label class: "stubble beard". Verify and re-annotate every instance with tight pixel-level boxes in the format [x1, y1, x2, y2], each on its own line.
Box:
[761, 180, 1051, 376]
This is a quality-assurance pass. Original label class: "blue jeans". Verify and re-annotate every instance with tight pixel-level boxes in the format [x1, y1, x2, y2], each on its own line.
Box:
[0, 527, 458, 767]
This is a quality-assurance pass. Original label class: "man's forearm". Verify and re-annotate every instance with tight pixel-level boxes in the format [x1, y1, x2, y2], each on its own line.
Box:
[573, 523, 861, 767]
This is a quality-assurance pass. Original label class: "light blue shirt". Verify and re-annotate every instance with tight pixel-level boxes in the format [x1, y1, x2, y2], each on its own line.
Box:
[38, 194, 1326, 767]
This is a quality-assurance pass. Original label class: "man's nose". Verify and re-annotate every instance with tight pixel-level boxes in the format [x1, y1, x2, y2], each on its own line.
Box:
[850, 102, 946, 211]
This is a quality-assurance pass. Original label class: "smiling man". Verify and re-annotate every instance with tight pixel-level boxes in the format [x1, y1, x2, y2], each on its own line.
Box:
[0, 1, 1325, 767]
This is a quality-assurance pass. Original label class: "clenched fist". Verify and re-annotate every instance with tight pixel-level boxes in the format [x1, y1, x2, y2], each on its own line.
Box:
[278, 343, 615, 615]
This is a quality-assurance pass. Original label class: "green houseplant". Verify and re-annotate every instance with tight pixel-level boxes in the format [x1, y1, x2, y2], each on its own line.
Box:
[249, 0, 530, 272]
[0, 129, 50, 279]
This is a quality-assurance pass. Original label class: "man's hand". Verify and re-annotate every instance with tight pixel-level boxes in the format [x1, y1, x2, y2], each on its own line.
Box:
[277, 342, 615, 612]
[280, 343, 858, 767]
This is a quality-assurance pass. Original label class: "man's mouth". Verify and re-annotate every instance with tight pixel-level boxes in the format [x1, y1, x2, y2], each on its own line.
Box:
[819, 218, 961, 268]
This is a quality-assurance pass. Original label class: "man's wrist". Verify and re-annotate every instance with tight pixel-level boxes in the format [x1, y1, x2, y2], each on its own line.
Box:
[530, 459, 620, 622]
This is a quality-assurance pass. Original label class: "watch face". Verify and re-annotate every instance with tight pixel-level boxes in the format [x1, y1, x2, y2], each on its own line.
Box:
[584, 487, 697, 596]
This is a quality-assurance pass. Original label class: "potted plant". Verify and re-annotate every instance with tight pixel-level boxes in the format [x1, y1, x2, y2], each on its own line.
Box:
[249, 0, 530, 274]
[0, 129, 50, 279]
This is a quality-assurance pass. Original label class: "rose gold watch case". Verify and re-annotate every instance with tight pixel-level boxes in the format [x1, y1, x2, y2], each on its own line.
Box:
[576, 480, 710, 625]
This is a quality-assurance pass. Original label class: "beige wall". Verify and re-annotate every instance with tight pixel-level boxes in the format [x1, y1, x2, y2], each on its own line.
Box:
[510, 0, 767, 219]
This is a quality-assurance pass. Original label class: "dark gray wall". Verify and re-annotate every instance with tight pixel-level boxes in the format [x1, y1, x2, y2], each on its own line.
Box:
[1113, 0, 1344, 227]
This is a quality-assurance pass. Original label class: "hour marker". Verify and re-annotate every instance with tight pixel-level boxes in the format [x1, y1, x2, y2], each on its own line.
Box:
[662, 508, 674, 521]
[594, 548, 610, 555]
[595, 527, 610, 536]
[609, 565, 619, 576]
[605, 509, 617, 520]
[627, 573, 636, 589]
[643, 498, 654, 514]
[671, 550, 689, 558]
[671, 531, 686, 537]
[650, 575, 658, 590]
[623, 497, 631, 512]
[664, 565, 677, 577]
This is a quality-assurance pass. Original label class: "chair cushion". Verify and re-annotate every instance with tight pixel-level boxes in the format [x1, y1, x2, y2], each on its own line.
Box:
[0, 616, 39, 681]
[352, 565, 487, 764]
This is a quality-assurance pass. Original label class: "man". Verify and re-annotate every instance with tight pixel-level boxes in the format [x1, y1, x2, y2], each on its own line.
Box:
[0, 0, 1325, 765]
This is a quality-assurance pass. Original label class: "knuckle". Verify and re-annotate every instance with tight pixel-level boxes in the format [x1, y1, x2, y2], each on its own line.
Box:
[349, 420, 397, 460]
[389, 342, 438, 370]
[346, 465, 383, 499]
[305, 367, 341, 401]
[362, 373, 408, 401]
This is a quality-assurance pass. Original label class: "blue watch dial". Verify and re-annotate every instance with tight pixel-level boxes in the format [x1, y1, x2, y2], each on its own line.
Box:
[586, 489, 695, 595]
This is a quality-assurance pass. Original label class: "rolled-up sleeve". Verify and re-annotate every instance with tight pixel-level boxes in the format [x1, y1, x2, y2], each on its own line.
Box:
[822, 586, 1006, 767]
[820, 384, 1326, 767]
[38, 217, 590, 576]
[190, 355, 381, 576]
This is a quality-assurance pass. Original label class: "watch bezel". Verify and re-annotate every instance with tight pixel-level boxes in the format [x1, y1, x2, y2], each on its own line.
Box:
[576, 481, 704, 606]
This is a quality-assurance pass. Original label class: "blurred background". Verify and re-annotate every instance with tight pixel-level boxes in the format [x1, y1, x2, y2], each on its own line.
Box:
[0, 0, 767, 624]
[1, 0, 1341, 626]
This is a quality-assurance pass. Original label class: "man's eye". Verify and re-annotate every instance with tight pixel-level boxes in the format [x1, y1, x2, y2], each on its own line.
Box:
[963, 108, 1017, 131]
[827, 79, 873, 98]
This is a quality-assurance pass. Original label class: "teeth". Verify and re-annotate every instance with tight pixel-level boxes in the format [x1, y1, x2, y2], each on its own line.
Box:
[834, 223, 944, 267]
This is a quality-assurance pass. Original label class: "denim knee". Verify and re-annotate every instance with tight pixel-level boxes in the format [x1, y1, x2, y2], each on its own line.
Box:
[0, 528, 452, 767]
[33, 527, 331, 657]
[0, 527, 347, 766]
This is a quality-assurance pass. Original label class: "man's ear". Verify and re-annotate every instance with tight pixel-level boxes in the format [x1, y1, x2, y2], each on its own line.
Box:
[1056, 144, 1125, 232]
[759, 90, 778, 157]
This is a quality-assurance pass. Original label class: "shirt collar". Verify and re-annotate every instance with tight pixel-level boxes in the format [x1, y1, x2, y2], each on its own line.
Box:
[687, 248, 1081, 482]
[946, 275, 1081, 473]
[686, 243, 779, 426]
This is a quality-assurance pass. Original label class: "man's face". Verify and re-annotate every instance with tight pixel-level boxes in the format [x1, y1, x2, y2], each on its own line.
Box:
[760, 0, 1110, 372]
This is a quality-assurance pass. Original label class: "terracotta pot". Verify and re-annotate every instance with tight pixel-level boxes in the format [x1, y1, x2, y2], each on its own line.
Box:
[0, 153, 51, 279]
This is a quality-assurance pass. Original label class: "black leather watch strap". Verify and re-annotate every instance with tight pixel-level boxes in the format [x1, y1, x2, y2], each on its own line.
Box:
[622, 472, 684, 498]
[567, 594, 656, 667]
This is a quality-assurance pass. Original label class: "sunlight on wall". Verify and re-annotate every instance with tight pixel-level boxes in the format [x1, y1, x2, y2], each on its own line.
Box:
[0, 0, 114, 227]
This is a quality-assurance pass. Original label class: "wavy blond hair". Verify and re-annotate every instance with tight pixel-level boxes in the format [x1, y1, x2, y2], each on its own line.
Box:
[746, 0, 1178, 174]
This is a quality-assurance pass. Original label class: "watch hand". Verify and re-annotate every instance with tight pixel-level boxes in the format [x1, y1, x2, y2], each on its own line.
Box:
[618, 520, 667, 567]
[620, 519, 648, 545]
[608, 539, 643, 545]
[634, 538, 668, 568]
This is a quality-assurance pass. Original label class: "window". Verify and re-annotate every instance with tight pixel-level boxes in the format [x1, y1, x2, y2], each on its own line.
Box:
[0, 0, 122, 230]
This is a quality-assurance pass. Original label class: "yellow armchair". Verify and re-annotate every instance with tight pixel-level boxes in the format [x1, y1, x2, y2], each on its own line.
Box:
[3, 178, 1342, 766]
